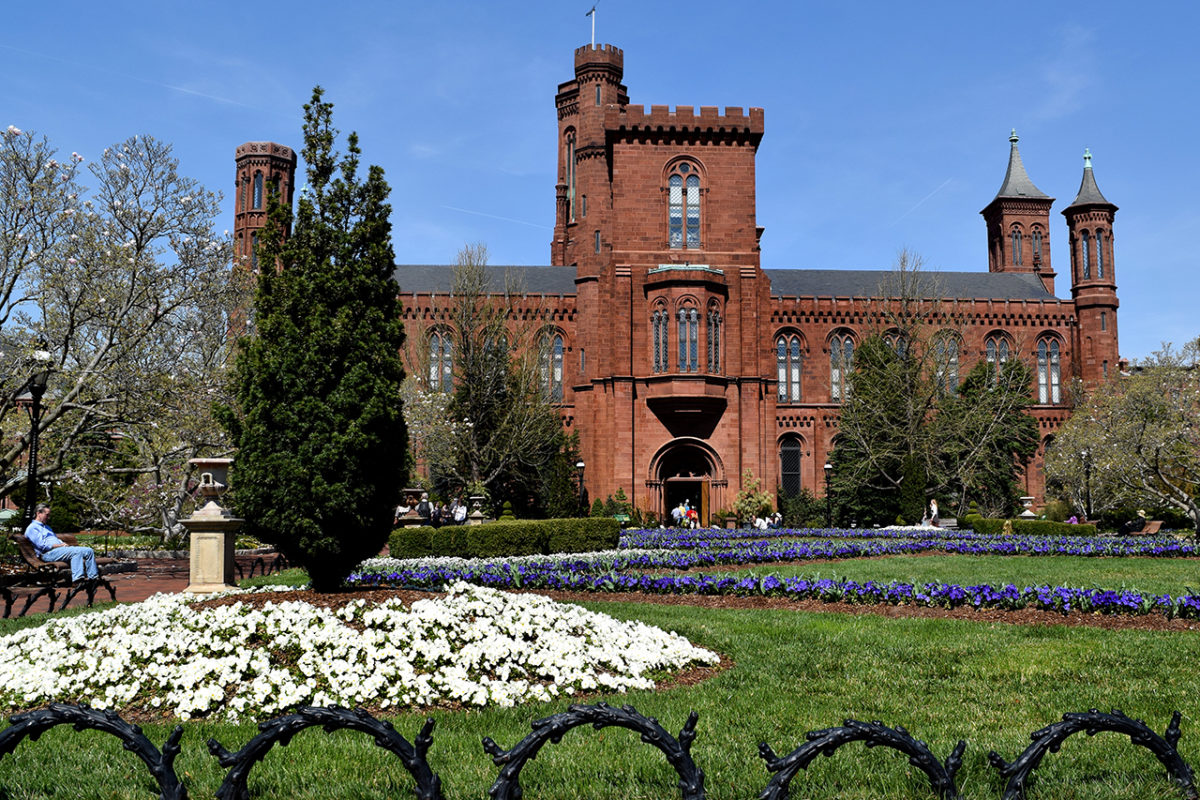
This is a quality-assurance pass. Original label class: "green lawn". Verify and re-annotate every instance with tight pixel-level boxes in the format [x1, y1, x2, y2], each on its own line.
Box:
[2, 595, 1199, 798]
[703, 553, 1200, 597]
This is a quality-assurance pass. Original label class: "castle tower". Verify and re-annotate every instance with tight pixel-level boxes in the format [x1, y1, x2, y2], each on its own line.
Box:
[551, 44, 628, 271]
[1064, 149, 1120, 385]
[233, 142, 297, 271]
[981, 131, 1056, 293]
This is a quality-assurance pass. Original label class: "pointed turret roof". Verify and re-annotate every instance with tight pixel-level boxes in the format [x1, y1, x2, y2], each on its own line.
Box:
[1067, 149, 1114, 208]
[992, 130, 1049, 199]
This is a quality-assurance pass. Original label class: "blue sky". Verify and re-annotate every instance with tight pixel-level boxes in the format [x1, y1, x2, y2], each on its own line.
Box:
[3, 1, 1196, 361]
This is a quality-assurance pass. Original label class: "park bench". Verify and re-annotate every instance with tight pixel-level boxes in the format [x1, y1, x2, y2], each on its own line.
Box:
[1139, 520, 1163, 535]
[6, 533, 117, 615]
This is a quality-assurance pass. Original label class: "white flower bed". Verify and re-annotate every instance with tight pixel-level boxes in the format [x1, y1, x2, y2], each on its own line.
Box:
[0, 583, 717, 722]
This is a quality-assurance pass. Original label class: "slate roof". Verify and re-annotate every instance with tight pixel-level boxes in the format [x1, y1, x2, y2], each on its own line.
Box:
[392, 265, 578, 295]
[991, 130, 1049, 200]
[764, 269, 1057, 300]
[1067, 151, 1114, 208]
[393, 263, 1058, 302]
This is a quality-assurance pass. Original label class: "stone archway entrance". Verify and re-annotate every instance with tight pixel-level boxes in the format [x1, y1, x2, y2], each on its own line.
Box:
[650, 440, 725, 527]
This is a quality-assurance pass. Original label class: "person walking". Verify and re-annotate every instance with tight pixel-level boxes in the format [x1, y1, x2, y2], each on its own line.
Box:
[23, 504, 99, 584]
[929, 499, 940, 528]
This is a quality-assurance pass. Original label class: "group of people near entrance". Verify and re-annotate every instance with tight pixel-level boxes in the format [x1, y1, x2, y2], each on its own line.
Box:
[394, 493, 469, 527]
[670, 500, 700, 528]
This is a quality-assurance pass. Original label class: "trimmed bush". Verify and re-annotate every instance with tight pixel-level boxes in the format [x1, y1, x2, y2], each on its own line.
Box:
[389, 517, 619, 560]
[961, 514, 1097, 537]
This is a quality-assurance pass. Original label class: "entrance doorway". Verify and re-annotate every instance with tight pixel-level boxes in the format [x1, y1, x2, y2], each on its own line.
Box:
[664, 479, 709, 527]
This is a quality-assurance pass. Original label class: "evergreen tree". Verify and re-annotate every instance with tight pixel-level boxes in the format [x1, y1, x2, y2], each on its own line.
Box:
[223, 88, 407, 591]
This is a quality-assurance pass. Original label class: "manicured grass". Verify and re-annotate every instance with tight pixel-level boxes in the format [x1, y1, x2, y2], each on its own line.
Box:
[709, 553, 1200, 597]
[2, 597, 1198, 798]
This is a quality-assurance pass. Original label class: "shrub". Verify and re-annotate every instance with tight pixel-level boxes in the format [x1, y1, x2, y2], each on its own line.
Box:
[389, 517, 619, 559]
[960, 515, 1097, 537]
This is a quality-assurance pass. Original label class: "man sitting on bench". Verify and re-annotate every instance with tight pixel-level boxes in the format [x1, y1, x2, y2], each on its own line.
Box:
[1119, 510, 1147, 537]
[24, 504, 99, 584]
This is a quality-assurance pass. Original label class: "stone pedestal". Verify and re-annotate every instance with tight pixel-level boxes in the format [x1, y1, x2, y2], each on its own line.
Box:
[183, 516, 242, 594]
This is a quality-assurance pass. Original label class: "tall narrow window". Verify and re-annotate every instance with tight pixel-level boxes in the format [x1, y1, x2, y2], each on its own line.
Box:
[830, 333, 854, 402]
[935, 336, 959, 393]
[1037, 339, 1061, 404]
[594, 230, 600, 253]
[1032, 228, 1043, 263]
[667, 162, 701, 249]
[777, 334, 803, 403]
[253, 171, 263, 209]
[779, 437, 803, 497]
[1103, 360, 1108, 378]
[540, 334, 564, 402]
[652, 308, 669, 373]
[1095, 230, 1104, 278]
[1011, 227, 1023, 266]
[241, 176, 249, 211]
[250, 232, 258, 272]
[1100, 311, 1107, 331]
[429, 332, 453, 392]
[566, 130, 576, 221]
[581, 195, 587, 218]
[1081, 231, 1091, 279]
[986, 335, 1010, 385]
[595, 84, 601, 105]
[677, 305, 698, 372]
[706, 304, 722, 373]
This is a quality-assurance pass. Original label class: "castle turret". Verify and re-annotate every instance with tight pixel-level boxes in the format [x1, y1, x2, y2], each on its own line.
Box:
[981, 131, 1056, 293]
[234, 142, 297, 271]
[1064, 148, 1119, 384]
[551, 44, 628, 271]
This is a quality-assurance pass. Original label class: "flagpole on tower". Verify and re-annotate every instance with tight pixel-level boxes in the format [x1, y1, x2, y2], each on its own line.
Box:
[586, 2, 598, 48]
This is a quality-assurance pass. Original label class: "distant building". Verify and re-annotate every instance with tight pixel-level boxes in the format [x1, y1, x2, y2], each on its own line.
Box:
[235, 43, 1120, 524]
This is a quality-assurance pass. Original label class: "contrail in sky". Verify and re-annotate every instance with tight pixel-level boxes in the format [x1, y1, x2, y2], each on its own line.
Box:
[441, 205, 552, 230]
[890, 178, 954, 226]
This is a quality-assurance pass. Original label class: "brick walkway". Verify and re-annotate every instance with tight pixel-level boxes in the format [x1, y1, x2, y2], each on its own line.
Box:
[11, 554, 281, 616]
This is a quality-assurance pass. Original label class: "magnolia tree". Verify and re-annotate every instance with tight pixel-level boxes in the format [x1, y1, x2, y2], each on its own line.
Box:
[1046, 338, 1200, 531]
[0, 126, 238, 536]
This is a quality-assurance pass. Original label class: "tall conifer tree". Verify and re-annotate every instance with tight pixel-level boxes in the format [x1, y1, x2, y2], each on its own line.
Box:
[224, 88, 407, 590]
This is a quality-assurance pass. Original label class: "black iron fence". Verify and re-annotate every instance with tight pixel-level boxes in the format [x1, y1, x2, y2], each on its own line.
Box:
[0, 702, 1195, 800]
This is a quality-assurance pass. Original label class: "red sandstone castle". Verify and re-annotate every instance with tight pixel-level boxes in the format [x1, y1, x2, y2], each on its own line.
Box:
[234, 43, 1120, 525]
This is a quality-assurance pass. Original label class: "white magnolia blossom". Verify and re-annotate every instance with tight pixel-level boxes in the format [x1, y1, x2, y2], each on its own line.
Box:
[0, 583, 716, 722]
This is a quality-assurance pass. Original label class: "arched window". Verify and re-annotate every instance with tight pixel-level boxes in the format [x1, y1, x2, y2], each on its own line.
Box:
[1037, 338, 1061, 404]
[677, 303, 699, 372]
[1031, 227, 1043, 264]
[1081, 230, 1091, 279]
[652, 306, 670, 373]
[565, 130, 577, 222]
[1010, 226, 1023, 266]
[934, 335, 959, 393]
[253, 171, 264, 209]
[779, 436, 804, 497]
[539, 333, 564, 402]
[429, 331, 453, 392]
[985, 334, 1010, 385]
[668, 162, 701, 249]
[1095, 229, 1105, 278]
[706, 303, 722, 373]
[776, 334, 803, 403]
[241, 175, 249, 212]
[883, 331, 907, 358]
[830, 332, 854, 402]
[250, 232, 258, 272]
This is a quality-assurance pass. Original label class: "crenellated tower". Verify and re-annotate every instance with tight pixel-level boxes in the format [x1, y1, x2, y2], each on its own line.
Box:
[551, 44, 628, 272]
[233, 141, 297, 271]
[981, 130, 1056, 294]
[1064, 149, 1120, 385]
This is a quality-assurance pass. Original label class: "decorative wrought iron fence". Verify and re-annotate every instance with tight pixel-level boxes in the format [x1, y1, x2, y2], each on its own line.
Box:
[0, 702, 1195, 800]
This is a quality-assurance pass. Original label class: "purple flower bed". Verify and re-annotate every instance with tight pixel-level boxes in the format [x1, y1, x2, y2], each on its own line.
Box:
[347, 562, 1200, 619]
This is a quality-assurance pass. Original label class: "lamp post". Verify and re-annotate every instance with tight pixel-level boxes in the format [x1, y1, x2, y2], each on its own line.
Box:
[22, 352, 53, 530]
[823, 461, 833, 529]
[1082, 449, 1092, 522]
[575, 460, 586, 515]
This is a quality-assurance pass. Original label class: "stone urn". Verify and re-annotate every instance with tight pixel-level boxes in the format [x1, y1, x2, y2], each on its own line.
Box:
[181, 457, 242, 594]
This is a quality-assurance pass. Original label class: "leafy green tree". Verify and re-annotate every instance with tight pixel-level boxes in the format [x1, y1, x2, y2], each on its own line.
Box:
[733, 469, 774, 523]
[223, 88, 407, 591]
[1046, 338, 1200, 532]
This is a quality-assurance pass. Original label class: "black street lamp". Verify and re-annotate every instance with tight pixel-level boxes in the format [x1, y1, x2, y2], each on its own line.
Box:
[22, 353, 53, 529]
[575, 460, 586, 515]
[823, 461, 833, 529]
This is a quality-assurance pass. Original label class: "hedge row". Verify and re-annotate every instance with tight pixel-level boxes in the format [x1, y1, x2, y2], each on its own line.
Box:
[960, 514, 1097, 537]
[388, 517, 620, 559]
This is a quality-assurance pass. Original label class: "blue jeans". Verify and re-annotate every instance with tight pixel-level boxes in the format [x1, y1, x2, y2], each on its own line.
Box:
[41, 546, 99, 581]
